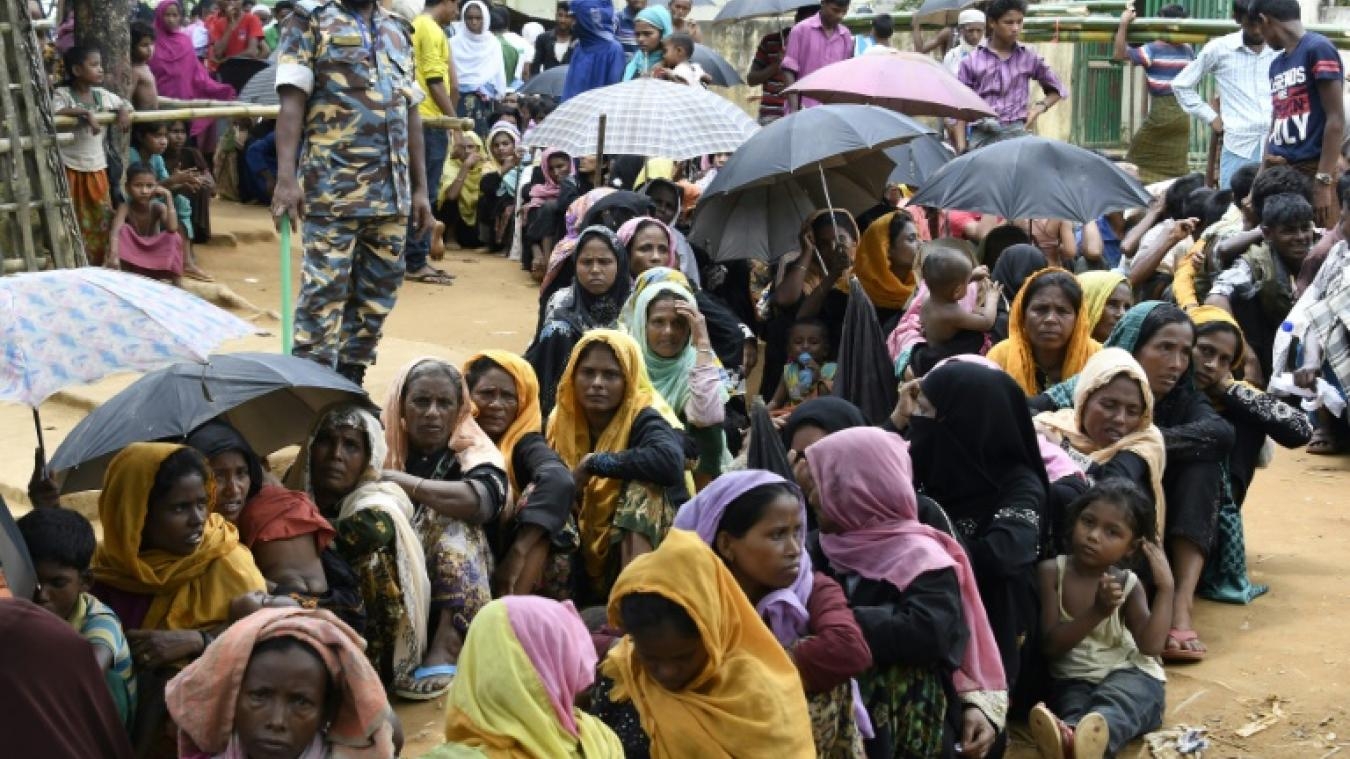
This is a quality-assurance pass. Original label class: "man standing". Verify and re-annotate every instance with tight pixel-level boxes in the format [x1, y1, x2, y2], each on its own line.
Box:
[614, 0, 645, 55]
[1171, 0, 1277, 190]
[1252, 0, 1344, 228]
[782, 0, 854, 111]
[273, 0, 434, 386]
[404, 0, 458, 286]
[942, 9, 985, 74]
[956, 0, 1067, 151]
[859, 14, 897, 56]
[1113, 4, 1195, 184]
[746, 5, 817, 126]
[531, 2, 575, 75]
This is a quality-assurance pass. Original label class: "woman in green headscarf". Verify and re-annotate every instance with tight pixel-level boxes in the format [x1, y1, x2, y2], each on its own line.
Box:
[622, 5, 672, 80]
[621, 267, 731, 485]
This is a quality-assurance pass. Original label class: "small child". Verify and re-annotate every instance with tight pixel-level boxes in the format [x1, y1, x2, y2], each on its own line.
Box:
[129, 22, 159, 110]
[17, 508, 137, 731]
[656, 32, 707, 88]
[1032, 480, 1172, 759]
[768, 317, 837, 413]
[911, 246, 998, 377]
[53, 45, 132, 266]
[109, 163, 185, 283]
[130, 122, 211, 280]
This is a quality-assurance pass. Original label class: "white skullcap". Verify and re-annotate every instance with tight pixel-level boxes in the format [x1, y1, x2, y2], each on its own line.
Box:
[958, 9, 986, 26]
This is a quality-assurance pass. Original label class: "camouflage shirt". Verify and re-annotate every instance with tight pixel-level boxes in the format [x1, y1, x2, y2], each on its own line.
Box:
[275, 0, 420, 218]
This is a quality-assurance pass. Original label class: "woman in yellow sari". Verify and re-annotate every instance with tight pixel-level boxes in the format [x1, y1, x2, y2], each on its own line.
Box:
[547, 329, 690, 604]
[439, 130, 499, 249]
[587, 529, 815, 758]
[987, 268, 1102, 395]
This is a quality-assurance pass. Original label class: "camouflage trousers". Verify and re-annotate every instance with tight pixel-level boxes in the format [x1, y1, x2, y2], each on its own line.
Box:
[292, 215, 407, 368]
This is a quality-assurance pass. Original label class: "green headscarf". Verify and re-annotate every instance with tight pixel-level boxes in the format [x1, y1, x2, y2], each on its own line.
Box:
[1045, 300, 1167, 408]
[622, 6, 673, 81]
[624, 279, 704, 414]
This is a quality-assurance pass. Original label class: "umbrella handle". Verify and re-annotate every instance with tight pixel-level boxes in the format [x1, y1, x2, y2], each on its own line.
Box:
[816, 162, 842, 269]
[280, 214, 294, 355]
[32, 407, 45, 467]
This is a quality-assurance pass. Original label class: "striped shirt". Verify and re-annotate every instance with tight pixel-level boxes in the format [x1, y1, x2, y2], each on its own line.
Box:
[1172, 32, 1278, 160]
[71, 592, 137, 731]
[1128, 41, 1195, 97]
[753, 29, 790, 121]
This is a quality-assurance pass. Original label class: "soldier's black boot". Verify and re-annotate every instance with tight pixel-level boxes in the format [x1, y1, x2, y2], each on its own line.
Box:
[337, 362, 367, 387]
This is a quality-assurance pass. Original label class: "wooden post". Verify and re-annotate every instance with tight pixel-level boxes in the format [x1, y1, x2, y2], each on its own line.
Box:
[593, 114, 606, 188]
[0, 27, 40, 274]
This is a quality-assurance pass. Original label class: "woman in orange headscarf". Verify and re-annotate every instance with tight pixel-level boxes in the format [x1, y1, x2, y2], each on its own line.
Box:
[987, 268, 1101, 395]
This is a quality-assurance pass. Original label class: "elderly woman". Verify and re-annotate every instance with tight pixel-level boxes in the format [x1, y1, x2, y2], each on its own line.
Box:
[527, 226, 633, 416]
[379, 358, 508, 701]
[429, 597, 623, 757]
[285, 404, 431, 689]
[463, 350, 578, 598]
[621, 270, 730, 483]
[987, 267, 1101, 396]
[674, 471, 873, 757]
[166, 608, 395, 759]
[547, 330, 690, 603]
[90, 443, 266, 754]
[1034, 302, 1236, 663]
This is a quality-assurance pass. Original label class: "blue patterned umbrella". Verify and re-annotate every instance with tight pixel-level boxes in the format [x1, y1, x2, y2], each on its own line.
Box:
[0, 268, 256, 407]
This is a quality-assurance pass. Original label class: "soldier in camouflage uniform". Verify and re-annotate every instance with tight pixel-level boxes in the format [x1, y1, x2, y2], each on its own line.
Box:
[272, 0, 433, 386]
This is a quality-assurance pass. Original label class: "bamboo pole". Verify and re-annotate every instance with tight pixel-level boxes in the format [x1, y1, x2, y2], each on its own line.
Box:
[55, 106, 474, 131]
[0, 26, 41, 275]
[10, 9, 72, 270]
[0, 133, 74, 152]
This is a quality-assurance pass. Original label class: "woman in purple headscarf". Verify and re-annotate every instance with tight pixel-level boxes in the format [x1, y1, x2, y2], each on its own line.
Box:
[149, 1, 235, 140]
[672, 469, 873, 757]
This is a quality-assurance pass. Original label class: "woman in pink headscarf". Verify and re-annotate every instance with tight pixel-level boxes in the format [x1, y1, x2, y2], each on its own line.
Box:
[797, 426, 1008, 759]
[149, 1, 235, 140]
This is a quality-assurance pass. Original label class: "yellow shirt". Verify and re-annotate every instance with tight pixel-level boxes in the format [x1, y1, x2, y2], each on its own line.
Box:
[413, 13, 452, 119]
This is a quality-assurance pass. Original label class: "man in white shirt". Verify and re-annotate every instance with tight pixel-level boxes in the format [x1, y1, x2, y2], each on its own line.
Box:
[942, 9, 985, 74]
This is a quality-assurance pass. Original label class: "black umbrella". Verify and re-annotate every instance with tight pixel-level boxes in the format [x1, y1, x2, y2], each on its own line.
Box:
[239, 62, 279, 105]
[746, 398, 793, 480]
[908, 136, 1152, 223]
[713, 0, 818, 22]
[0, 495, 36, 600]
[217, 57, 271, 97]
[885, 134, 954, 188]
[833, 278, 897, 425]
[692, 44, 743, 87]
[50, 353, 371, 493]
[519, 65, 567, 98]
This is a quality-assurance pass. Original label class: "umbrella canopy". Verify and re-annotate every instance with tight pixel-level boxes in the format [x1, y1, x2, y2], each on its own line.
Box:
[713, 0, 817, 23]
[908, 136, 1152, 223]
[913, 0, 981, 25]
[0, 495, 36, 600]
[885, 134, 954, 188]
[519, 65, 567, 97]
[0, 269, 255, 407]
[783, 53, 995, 121]
[216, 56, 269, 96]
[49, 353, 370, 493]
[833, 278, 897, 425]
[746, 398, 793, 480]
[238, 62, 278, 106]
[692, 44, 743, 87]
[522, 78, 759, 160]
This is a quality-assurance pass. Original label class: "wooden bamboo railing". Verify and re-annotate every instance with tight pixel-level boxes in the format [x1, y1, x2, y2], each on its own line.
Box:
[53, 105, 474, 131]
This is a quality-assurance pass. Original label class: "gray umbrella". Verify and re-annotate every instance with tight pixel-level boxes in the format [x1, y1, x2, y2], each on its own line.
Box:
[519, 65, 567, 97]
[239, 62, 278, 106]
[49, 352, 371, 493]
[713, 0, 818, 22]
[885, 134, 954, 188]
[908, 136, 1152, 223]
[692, 44, 742, 87]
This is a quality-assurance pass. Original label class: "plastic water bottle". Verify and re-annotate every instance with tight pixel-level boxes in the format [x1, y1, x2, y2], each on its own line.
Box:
[797, 352, 814, 388]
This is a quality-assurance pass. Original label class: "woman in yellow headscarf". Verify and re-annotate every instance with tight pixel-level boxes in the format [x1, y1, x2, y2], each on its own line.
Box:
[463, 350, 579, 599]
[440, 130, 500, 248]
[587, 529, 814, 758]
[546, 330, 690, 603]
[1077, 270, 1133, 343]
[843, 210, 921, 319]
[987, 268, 1102, 395]
[430, 596, 623, 758]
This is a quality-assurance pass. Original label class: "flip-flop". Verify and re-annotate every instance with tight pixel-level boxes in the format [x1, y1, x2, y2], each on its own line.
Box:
[395, 664, 457, 701]
[1307, 432, 1345, 456]
[408, 269, 455, 286]
[1074, 712, 1110, 759]
[1030, 702, 1073, 759]
[1163, 628, 1206, 663]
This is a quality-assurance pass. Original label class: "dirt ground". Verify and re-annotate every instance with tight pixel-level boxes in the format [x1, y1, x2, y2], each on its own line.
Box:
[6, 202, 1349, 757]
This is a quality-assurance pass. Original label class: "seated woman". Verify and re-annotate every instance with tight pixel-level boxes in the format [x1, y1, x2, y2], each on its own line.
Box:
[802, 427, 1008, 759]
[90, 443, 267, 755]
[618, 215, 678, 277]
[987, 267, 1101, 396]
[438, 131, 499, 250]
[622, 262, 756, 378]
[430, 596, 623, 757]
[463, 350, 578, 598]
[547, 330, 690, 604]
[1035, 302, 1236, 663]
[852, 210, 922, 331]
[1190, 307, 1311, 603]
[621, 272, 731, 483]
[640, 178, 702, 285]
[527, 226, 632, 416]
[163, 120, 213, 245]
[482, 121, 524, 253]
[673, 471, 873, 756]
[378, 358, 509, 701]
[186, 420, 366, 633]
[522, 149, 574, 275]
[988, 243, 1045, 343]
[588, 529, 815, 756]
[1077, 270, 1133, 343]
[284, 403, 431, 688]
[165, 608, 395, 759]
[1033, 348, 1167, 550]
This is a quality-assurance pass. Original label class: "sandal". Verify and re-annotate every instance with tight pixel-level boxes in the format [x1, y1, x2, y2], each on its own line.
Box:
[1074, 712, 1110, 759]
[1163, 628, 1206, 663]
[1030, 702, 1074, 759]
[1307, 430, 1345, 456]
[407, 267, 456, 286]
[394, 663, 456, 701]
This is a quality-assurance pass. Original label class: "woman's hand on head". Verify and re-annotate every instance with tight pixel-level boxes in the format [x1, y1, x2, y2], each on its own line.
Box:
[673, 300, 710, 347]
[127, 629, 205, 668]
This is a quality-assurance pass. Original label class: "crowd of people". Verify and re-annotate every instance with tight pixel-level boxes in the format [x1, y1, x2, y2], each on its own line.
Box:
[7, 0, 1350, 757]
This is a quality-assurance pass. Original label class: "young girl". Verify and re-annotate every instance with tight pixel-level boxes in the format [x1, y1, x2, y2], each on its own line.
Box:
[53, 46, 132, 265]
[768, 317, 837, 414]
[130, 122, 210, 280]
[109, 164, 183, 283]
[164, 120, 215, 244]
[1033, 480, 1173, 759]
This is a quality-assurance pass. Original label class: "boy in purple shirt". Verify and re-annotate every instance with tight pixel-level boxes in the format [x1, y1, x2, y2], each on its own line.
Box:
[1253, 0, 1344, 229]
[956, 0, 1067, 151]
[782, 0, 854, 111]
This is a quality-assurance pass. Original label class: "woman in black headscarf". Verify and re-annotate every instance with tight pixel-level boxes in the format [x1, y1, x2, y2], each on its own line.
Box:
[184, 420, 263, 524]
[781, 396, 870, 455]
[989, 244, 1048, 343]
[904, 361, 1050, 694]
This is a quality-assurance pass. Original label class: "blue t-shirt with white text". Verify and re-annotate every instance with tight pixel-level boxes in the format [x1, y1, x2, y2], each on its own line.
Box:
[1266, 32, 1343, 164]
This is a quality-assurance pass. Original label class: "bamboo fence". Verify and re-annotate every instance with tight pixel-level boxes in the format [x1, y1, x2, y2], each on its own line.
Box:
[53, 106, 474, 131]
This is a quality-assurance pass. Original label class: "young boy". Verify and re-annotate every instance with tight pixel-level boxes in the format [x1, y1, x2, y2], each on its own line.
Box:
[656, 31, 706, 88]
[768, 317, 837, 413]
[129, 22, 158, 110]
[912, 247, 999, 377]
[1293, 174, 1350, 454]
[956, 0, 1066, 151]
[17, 508, 136, 730]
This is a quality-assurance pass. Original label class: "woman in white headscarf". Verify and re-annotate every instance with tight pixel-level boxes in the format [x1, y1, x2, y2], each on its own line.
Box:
[452, 0, 508, 136]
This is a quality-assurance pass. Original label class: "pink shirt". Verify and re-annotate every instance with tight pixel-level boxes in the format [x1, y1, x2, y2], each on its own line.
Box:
[781, 13, 853, 110]
[685, 363, 727, 427]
